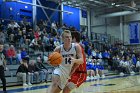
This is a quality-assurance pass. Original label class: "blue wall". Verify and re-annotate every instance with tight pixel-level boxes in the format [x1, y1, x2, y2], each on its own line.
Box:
[37, 0, 60, 25]
[63, 5, 80, 31]
[1, 0, 32, 22]
[0, 0, 60, 25]
[0, 0, 80, 30]
[0, 0, 2, 4]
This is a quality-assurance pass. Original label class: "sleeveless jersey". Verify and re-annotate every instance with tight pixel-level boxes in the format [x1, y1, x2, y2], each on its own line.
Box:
[75, 45, 87, 72]
[68, 44, 87, 87]
[59, 43, 77, 78]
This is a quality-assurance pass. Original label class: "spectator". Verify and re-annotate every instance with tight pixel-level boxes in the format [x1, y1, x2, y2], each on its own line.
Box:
[51, 21, 57, 32]
[16, 58, 32, 86]
[35, 56, 48, 82]
[86, 56, 96, 80]
[21, 47, 29, 63]
[42, 34, 51, 52]
[29, 38, 40, 51]
[16, 49, 22, 64]
[54, 38, 60, 47]
[28, 60, 39, 83]
[6, 45, 17, 64]
[119, 56, 126, 76]
[0, 30, 5, 43]
[136, 58, 140, 73]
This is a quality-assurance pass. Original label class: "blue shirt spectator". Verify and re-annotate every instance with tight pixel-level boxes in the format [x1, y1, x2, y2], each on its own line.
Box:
[102, 50, 110, 59]
[132, 54, 137, 65]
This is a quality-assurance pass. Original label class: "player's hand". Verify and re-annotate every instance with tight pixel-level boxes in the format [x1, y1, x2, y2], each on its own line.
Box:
[70, 56, 77, 63]
[67, 76, 71, 79]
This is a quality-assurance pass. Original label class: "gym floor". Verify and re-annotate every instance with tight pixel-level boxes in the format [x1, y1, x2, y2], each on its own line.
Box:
[1, 74, 140, 93]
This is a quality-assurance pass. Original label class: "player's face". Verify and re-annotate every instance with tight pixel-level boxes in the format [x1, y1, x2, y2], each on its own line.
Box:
[63, 33, 72, 44]
[0, 45, 3, 52]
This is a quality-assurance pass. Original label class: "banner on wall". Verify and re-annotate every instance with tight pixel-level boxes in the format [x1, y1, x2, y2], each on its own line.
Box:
[81, 10, 87, 18]
[129, 23, 140, 44]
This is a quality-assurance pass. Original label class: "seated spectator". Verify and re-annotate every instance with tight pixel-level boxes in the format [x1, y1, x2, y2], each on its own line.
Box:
[125, 56, 135, 75]
[28, 60, 39, 83]
[49, 38, 55, 51]
[16, 58, 32, 86]
[29, 38, 40, 51]
[35, 56, 48, 82]
[42, 34, 51, 52]
[119, 56, 135, 76]
[21, 47, 29, 64]
[6, 45, 17, 64]
[112, 55, 120, 71]
[0, 30, 5, 43]
[131, 54, 137, 71]
[96, 59, 105, 78]
[136, 58, 140, 73]
[86, 56, 96, 80]
[118, 56, 126, 76]
[16, 49, 22, 64]
[91, 49, 96, 59]
[34, 30, 40, 40]
[3, 44, 9, 59]
[54, 38, 60, 47]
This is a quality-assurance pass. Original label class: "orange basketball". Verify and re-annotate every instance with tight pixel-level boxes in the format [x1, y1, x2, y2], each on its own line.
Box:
[48, 52, 63, 66]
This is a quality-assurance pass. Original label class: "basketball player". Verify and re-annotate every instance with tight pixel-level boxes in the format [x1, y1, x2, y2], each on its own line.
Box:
[47, 30, 83, 93]
[0, 42, 8, 93]
[62, 31, 87, 93]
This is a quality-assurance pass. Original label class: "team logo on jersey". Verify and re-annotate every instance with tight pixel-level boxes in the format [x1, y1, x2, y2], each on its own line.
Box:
[62, 54, 74, 64]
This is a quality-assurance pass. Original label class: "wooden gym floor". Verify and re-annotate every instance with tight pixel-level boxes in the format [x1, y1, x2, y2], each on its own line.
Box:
[0, 74, 140, 93]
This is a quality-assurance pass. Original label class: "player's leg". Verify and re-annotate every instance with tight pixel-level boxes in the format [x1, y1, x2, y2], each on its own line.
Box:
[47, 74, 62, 93]
[63, 82, 76, 93]
[1, 76, 6, 92]
[0, 66, 6, 92]
[63, 73, 86, 93]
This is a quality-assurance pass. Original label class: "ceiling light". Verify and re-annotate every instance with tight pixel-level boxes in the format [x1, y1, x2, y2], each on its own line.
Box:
[115, 4, 120, 7]
[111, 3, 115, 6]
[89, 0, 94, 1]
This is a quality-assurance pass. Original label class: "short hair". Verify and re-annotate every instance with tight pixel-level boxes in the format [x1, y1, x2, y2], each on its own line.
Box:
[22, 57, 28, 61]
[61, 30, 71, 38]
[71, 31, 81, 43]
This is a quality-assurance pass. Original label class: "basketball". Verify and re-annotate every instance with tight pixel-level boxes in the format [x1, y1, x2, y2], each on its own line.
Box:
[48, 52, 63, 66]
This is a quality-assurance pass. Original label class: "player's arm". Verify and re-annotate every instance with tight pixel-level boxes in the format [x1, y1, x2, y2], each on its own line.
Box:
[54, 46, 61, 53]
[71, 43, 83, 64]
[70, 63, 80, 75]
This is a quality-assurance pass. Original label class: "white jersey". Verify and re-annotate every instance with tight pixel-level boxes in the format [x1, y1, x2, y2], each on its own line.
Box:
[53, 43, 77, 89]
[59, 43, 76, 77]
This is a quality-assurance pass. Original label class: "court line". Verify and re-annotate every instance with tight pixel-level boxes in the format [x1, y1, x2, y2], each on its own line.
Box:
[0, 85, 49, 93]
[0, 74, 139, 93]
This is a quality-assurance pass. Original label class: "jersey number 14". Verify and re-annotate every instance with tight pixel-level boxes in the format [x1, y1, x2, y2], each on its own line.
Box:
[65, 57, 71, 64]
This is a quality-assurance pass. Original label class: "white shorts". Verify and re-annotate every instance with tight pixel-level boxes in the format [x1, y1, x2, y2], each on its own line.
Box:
[53, 68, 69, 89]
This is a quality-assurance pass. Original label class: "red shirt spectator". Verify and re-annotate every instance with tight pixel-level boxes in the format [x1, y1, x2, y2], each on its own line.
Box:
[34, 30, 40, 40]
[6, 45, 16, 58]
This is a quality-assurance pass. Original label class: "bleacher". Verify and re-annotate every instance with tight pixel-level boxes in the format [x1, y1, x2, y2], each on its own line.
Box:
[0, 64, 54, 87]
